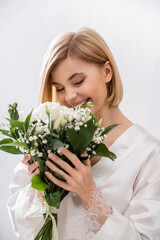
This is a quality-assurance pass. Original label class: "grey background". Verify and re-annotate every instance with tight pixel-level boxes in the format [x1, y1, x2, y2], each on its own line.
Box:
[0, 0, 160, 239]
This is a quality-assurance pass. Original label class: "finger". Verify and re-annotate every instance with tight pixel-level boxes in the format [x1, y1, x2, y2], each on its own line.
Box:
[83, 158, 91, 167]
[46, 160, 72, 182]
[45, 171, 71, 191]
[80, 152, 88, 157]
[48, 153, 77, 177]
[28, 161, 39, 176]
[31, 167, 40, 179]
[22, 154, 31, 165]
[56, 147, 84, 171]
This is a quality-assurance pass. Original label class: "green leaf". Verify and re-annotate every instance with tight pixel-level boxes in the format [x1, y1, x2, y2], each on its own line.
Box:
[31, 174, 49, 191]
[31, 125, 36, 136]
[24, 109, 33, 132]
[0, 138, 22, 154]
[8, 103, 19, 120]
[0, 129, 13, 138]
[101, 124, 119, 136]
[80, 101, 94, 108]
[44, 191, 60, 208]
[53, 139, 66, 151]
[0, 141, 28, 149]
[6, 118, 25, 132]
[94, 143, 116, 161]
[0, 146, 22, 154]
[79, 119, 96, 148]
[66, 128, 79, 151]
[36, 157, 46, 173]
[50, 132, 59, 138]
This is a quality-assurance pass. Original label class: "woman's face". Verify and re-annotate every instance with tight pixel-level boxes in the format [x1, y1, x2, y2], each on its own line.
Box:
[51, 57, 113, 118]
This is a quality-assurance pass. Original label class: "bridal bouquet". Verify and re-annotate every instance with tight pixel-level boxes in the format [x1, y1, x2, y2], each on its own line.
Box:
[0, 102, 117, 240]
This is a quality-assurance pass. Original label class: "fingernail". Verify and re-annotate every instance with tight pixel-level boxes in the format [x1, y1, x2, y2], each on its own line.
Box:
[48, 153, 54, 158]
[81, 152, 88, 157]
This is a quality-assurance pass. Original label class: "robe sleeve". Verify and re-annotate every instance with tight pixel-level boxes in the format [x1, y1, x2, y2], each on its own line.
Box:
[91, 147, 160, 240]
[7, 162, 44, 240]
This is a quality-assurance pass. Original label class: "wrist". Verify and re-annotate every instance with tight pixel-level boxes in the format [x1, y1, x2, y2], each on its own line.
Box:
[80, 182, 96, 208]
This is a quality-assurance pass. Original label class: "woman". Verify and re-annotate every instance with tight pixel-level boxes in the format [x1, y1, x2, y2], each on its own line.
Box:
[8, 27, 160, 240]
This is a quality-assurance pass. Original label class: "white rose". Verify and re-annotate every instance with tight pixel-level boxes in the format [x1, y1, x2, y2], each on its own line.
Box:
[31, 107, 41, 122]
[50, 107, 60, 121]
[39, 104, 49, 123]
[54, 118, 60, 129]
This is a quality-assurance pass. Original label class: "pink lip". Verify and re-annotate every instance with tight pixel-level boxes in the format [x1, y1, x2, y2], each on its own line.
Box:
[72, 98, 88, 106]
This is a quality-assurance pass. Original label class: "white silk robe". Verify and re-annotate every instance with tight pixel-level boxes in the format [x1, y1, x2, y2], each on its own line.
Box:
[7, 124, 160, 240]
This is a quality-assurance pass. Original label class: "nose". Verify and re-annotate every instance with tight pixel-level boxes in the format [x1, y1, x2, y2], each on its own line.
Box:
[65, 88, 77, 105]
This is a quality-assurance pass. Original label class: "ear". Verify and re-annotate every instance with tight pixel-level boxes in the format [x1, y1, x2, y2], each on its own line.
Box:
[102, 61, 113, 84]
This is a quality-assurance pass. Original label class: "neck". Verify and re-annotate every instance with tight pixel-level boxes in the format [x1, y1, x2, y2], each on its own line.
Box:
[95, 105, 129, 127]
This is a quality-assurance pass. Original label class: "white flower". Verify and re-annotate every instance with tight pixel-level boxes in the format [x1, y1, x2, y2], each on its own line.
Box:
[34, 142, 38, 147]
[54, 118, 60, 129]
[47, 150, 51, 154]
[75, 126, 80, 131]
[18, 111, 26, 122]
[50, 107, 60, 121]
[29, 136, 33, 141]
[31, 149, 36, 156]
[60, 115, 66, 127]
[42, 139, 47, 144]
[33, 136, 38, 140]
[92, 150, 96, 155]
[38, 152, 43, 157]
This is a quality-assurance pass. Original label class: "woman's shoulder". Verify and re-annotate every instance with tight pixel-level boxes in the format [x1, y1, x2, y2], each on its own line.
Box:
[134, 123, 160, 154]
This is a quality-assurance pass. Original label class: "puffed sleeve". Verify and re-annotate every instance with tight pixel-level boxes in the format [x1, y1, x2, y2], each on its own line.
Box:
[92, 147, 160, 240]
[7, 162, 44, 240]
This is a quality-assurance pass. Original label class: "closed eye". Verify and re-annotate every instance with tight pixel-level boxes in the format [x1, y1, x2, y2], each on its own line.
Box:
[56, 79, 85, 92]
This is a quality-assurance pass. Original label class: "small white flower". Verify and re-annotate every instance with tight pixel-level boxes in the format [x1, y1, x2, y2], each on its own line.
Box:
[29, 136, 33, 141]
[57, 148, 63, 155]
[38, 152, 43, 157]
[47, 150, 51, 154]
[34, 142, 38, 147]
[84, 124, 87, 127]
[92, 150, 96, 155]
[31, 149, 36, 156]
[75, 126, 80, 131]
[42, 139, 47, 144]
[33, 136, 38, 140]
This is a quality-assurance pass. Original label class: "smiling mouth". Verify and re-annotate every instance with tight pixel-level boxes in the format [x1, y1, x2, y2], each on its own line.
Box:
[73, 98, 91, 107]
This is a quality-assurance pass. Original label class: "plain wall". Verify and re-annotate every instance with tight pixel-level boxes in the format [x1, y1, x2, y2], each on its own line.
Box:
[0, 0, 160, 239]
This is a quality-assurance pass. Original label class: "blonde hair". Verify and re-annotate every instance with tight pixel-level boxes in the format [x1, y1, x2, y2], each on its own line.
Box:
[38, 27, 123, 107]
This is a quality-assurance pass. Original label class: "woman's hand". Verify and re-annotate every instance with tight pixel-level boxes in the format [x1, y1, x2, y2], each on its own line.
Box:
[45, 147, 96, 203]
[22, 154, 40, 179]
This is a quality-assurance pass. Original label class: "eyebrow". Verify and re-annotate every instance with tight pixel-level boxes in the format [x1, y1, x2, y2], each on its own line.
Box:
[52, 72, 84, 85]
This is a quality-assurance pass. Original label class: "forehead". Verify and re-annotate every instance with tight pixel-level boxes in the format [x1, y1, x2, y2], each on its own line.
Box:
[51, 57, 100, 82]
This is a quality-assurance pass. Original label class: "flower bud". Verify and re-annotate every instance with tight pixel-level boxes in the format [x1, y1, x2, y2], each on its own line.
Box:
[97, 118, 102, 127]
